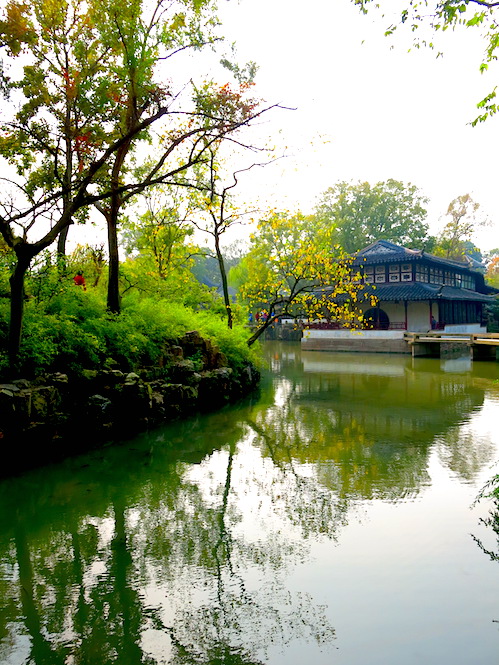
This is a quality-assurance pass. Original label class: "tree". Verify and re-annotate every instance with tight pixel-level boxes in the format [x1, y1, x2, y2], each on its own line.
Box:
[69, 244, 106, 289]
[121, 187, 196, 281]
[352, 0, 499, 123]
[228, 253, 249, 292]
[486, 255, 499, 287]
[87, 0, 214, 313]
[189, 144, 268, 329]
[0, 0, 274, 369]
[192, 240, 247, 287]
[0, 0, 108, 266]
[433, 193, 488, 260]
[315, 179, 430, 253]
[117, 187, 210, 303]
[240, 212, 373, 346]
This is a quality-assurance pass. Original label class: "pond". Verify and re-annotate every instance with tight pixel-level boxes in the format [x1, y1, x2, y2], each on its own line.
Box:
[1, 341, 498, 665]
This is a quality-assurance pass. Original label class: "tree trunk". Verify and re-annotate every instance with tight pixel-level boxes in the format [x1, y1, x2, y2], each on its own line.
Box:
[8, 253, 32, 373]
[247, 315, 276, 346]
[214, 234, 233, 329]
[107, 206, 121, 313]
[57, 88, 73, 266]
[106, 137, 131, 314]
[57, 226, 70, 260]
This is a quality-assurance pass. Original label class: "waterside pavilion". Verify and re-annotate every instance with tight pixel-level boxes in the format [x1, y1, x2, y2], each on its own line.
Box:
[302, 240, 498, 354]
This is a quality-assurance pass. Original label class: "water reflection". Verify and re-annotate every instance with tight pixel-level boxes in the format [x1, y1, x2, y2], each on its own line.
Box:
[1, 343, 498, 664]
[257, 345, 497, 501]
[0, 413, 335, 664]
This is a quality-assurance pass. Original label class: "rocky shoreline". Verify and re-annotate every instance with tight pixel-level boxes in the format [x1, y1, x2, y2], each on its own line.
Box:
[0, 330, 260, 474]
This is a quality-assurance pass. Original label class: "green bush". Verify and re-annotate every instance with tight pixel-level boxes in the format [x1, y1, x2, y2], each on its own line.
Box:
[0, 290, 259, 379]
[45, 288, 107, 321]
[17, 309, 105, 376]
[193, 310, 262, 371]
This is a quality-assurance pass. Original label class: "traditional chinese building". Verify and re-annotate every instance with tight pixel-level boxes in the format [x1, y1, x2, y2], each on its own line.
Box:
[302, 240, 498, 353]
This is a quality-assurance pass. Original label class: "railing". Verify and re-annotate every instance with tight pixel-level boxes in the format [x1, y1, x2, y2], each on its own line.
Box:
[405, 331, 499, 345]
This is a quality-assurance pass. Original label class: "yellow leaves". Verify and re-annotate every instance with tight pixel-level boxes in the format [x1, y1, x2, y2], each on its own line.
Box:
[169, 12, 186, 32]
[0, 1, 37, 55]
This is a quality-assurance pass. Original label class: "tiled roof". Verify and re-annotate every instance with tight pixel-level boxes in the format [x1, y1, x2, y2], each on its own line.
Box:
[359, 282, 497, 303]
[353, 240, 477, 273]
[322, 282, 497, 304]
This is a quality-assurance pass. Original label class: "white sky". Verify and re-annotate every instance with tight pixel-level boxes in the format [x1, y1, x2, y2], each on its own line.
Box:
[4, 0, 498, 254]
[211, 0, 499, 252]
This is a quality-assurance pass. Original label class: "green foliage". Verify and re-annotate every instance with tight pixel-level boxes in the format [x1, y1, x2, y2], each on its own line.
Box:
[0, 241, 14, 299]
[432, 194, 487, 261]
[193, 309, 262, 370]
[191, 250, 244, 287]
[44, 288, 107, 321]
[69, 244, 107, 290]
[120, 254, 216, 309]
[315, 179, 430, 253]
[486, 256, 499, 288]
[121, 195, 195, 281]
[0, 0, 267, 365]
[228, 255, 249, 292]
[0, 289, 259, 378]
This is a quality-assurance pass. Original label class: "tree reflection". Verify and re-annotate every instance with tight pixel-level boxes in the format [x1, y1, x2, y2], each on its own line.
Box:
[471, 478, 499, 564]
[254, 344, 495, 502]
[1, 344, 498, 664]
[0, 413, 336, 664]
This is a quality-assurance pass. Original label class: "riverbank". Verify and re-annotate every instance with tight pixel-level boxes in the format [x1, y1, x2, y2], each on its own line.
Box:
[0, 330, 260, 476]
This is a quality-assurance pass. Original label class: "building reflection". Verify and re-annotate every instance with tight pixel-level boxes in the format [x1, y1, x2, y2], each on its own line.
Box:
[255, 343, 497, 500]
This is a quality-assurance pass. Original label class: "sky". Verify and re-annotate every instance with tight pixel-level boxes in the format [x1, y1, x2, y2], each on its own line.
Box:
[206, 0, 499, 252]
[4, 0, 498, 254]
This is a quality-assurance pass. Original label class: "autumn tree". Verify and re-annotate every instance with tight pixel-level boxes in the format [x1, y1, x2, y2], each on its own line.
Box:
[240, 212, 372, 346]
[0, 0, 274, 369]
[0, 0, 107, 266]
[315, 179, 430, 253]
[87, 0, 213, 313]
[486, 255, 499, 287]
[433, 194, 488, 261]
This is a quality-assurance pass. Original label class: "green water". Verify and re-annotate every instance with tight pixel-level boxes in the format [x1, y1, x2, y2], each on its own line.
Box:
[1, 342, 499, 665]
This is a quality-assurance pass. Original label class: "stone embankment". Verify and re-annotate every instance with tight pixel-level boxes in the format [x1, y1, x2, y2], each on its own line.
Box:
[0, 331, 259, 473]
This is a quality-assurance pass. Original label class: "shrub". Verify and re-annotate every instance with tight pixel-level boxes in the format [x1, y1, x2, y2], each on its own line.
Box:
[192, 310, 262, 372]
[0, 290, 259, 379]
[17, 309, 105, 376]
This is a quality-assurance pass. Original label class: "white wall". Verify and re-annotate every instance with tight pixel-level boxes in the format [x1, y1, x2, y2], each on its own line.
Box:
[359, 302, 405, 326]
[407, 301, 431, 332]
[444, 323, 487, 333]
[303, 329, 405, 340]
[358, 301, 430, 330]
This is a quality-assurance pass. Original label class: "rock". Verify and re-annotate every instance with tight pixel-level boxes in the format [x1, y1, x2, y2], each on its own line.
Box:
[0, 383, 20, 393]
[0, 330, 260, 471]
[45, 372, 69, 384]
[88, 394, 112, 411]
[178, 330, 224, 369]
[81, 369, 99, 382]
[12, 378, 30, 389]
[32, 386, 60, 420]
[161, 383, 198, 417]
[197, 368, 233, 409]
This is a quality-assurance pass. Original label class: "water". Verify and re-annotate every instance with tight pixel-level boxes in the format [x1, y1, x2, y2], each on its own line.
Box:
[1, 342, 499, 665]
